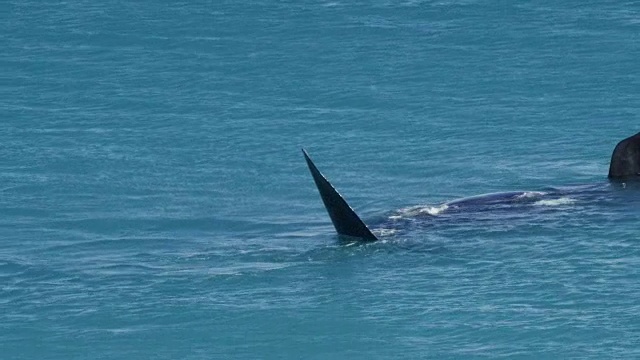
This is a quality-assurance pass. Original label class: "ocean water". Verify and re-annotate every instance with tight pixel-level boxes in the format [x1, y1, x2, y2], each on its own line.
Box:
[2, 0, 640, 358]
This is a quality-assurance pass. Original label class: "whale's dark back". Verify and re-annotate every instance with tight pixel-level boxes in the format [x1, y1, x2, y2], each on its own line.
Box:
[303, 132, 640, 242]
[609, 132, 640, 179]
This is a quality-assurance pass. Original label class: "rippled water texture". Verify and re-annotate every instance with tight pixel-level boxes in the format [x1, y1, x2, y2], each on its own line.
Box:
[2, 0, 640, 358]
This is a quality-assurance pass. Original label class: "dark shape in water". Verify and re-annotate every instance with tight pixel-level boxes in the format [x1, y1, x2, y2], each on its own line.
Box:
[305, 132, 640, 241]
[609, 132, 640, 179]
[302, 149, 378, 241]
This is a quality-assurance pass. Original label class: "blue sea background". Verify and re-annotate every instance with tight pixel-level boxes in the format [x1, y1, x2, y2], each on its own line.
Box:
[2, 0, 640, 358]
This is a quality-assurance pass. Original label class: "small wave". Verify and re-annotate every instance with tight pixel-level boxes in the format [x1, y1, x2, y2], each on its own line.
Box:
[533, 197, 576, 206]
[516, 191, 546, 200]
[422, 204, 450, 215]
[375, 228, 398, 236]
[392, 204, 450, 219]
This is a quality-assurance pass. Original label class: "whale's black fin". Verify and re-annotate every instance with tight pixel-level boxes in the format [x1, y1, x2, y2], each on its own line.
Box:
[609, 132, 640, 179]
[302, 149, 378, 242]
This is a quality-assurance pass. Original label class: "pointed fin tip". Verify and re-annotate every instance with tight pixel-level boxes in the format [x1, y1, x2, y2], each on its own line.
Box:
[302, 149, 378, 242]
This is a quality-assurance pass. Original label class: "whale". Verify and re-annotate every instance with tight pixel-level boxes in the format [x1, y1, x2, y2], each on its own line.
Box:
[303, 132, 640, 242]
[609, 132, 640, 179]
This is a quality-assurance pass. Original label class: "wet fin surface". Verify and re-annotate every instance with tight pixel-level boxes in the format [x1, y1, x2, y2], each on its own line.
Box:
[609, 131, 640, 179]
[302, 149, 378, 242]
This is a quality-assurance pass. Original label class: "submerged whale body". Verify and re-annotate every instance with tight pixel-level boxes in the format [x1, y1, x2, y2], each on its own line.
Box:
[304, 132, 640, 242]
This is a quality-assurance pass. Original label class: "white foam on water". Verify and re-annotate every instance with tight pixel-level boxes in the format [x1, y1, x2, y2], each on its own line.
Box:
[516, 191, 547, 200]
[533, 197, 577, 206]
[422, 204, 450, 215]
[392, 204, 450, 219]
[376, 228, 398, 236]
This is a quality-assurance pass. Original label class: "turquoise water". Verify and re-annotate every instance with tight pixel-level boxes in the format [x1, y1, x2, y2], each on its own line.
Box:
[2, 0, 640, 358]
